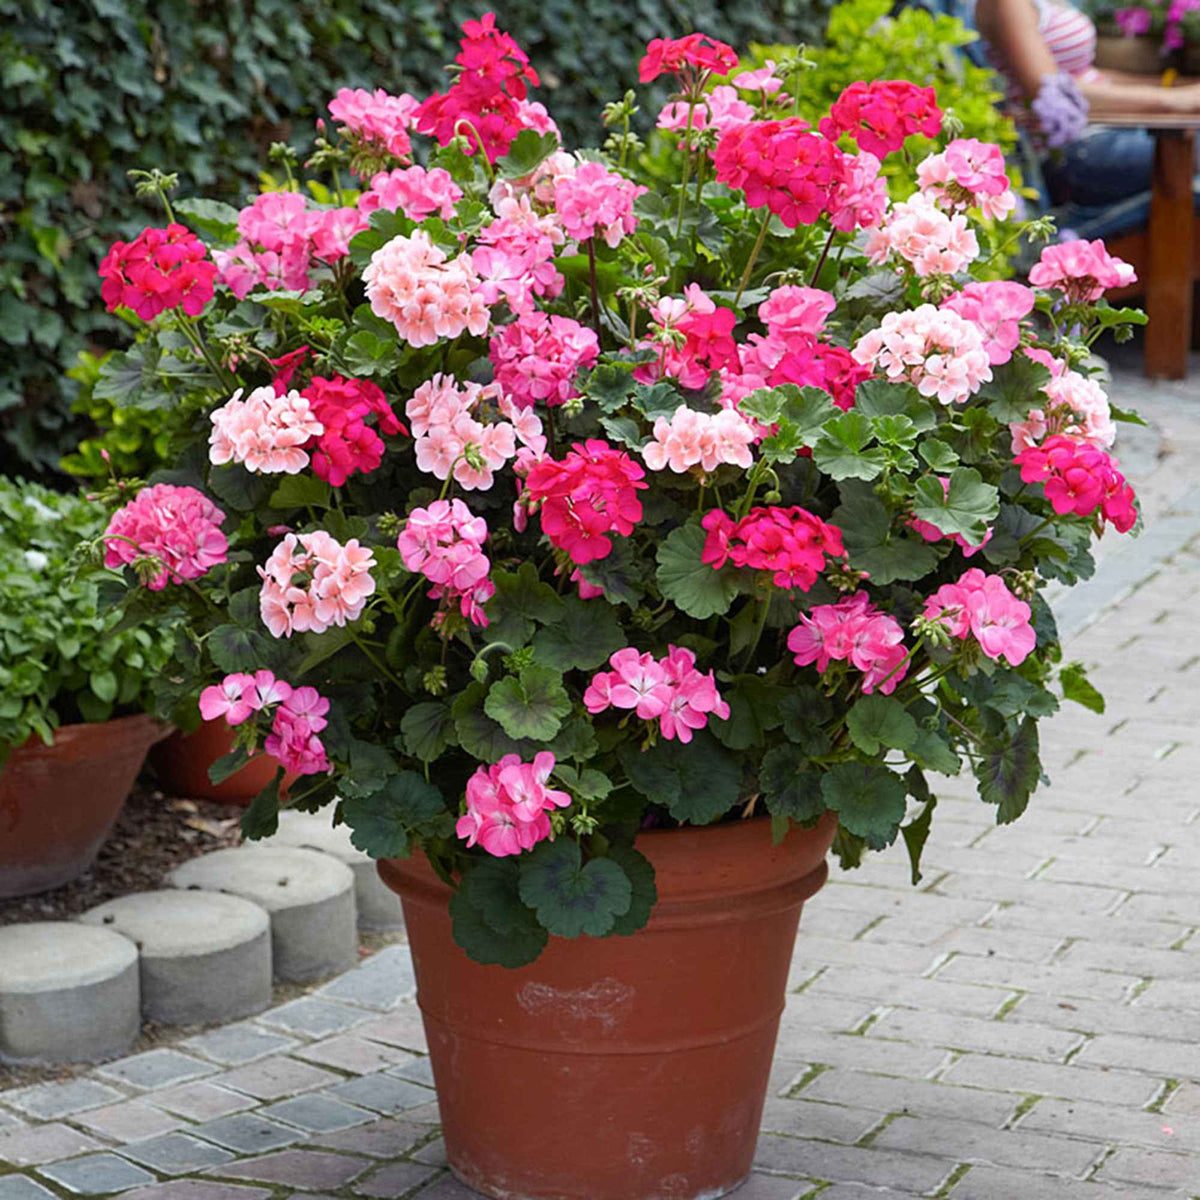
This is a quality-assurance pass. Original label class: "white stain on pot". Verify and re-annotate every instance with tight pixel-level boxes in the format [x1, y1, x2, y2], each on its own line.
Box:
[516, 977, 635, 1028]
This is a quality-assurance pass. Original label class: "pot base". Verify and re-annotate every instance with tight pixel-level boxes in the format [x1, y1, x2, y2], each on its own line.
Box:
[447, 1166, 750, 1200]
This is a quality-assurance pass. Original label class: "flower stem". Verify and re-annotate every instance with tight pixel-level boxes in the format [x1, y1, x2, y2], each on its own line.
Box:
[808, 226, 838, 288]
[674, 98, 698, 237]
[734, 210, 772, 308]
[350, 629, 404, 690]
[586, 237, 603, 338]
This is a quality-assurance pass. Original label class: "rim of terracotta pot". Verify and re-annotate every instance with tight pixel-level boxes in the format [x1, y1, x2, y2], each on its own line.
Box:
[3, 711, 170, 761]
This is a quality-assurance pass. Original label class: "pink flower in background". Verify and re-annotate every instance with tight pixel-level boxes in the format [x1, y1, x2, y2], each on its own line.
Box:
[788, 592, 909, 694]
[103, 484, 227, 590]
[363, 230, 492, 347]
[917, 139, 1015, 220]
[99, 225, 218, 319]
[827, 152, 889, 231]
[702, 505, 845, 590]
[908, 477, 993, 557]
[732, 61, 785, 94]
[209, 385, 324, 474]
[357, 166, 464, 222]
[820, 80, 942, 158]
[852, 305, 992, 405]
[308, 207, 369, 263]
[866, 192, 979, 277]
[553, 162, 645, 247]
[489, 311, 599, 408]
[759, 286, 837, 340]
[456, 752, 569, 856]
[642, 405, 756, 474]
[199, 674, 258, 725]
[639, 32, 739, 82]
[657, 86, 755, 143]
[328, 87, 419, 163]
[258, 530, 376, 637]
[942, 281, 1035, 366]
[1115, 7, 1154, 36]
[923, 569, 1037, 666]
[1028, 239, 1137, 302]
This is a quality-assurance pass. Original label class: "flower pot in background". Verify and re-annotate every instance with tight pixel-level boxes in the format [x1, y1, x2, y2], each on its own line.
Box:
[379, 812, 838, 1200]
[149, 718, 296, 806]
[0, 713, 166, 899]
[1094, 34, 1168, 74]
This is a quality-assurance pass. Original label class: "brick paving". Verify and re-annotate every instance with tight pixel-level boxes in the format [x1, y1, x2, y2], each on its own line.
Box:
[3, 355, 1200, 1197]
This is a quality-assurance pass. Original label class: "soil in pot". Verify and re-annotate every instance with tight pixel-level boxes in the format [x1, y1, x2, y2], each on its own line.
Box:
[149, 718, 296, 806]
[380, 811, 838, 1200]
[0, 714, 166, 900]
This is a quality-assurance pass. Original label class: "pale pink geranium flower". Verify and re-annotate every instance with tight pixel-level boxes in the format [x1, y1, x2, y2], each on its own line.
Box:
[732, 60, 785, 93]
[1009, 350, 1115, 453]
[406, 375, 520, 491]
[199, 673, 258, 725]
[257, 531, 375, 638]
[1027, 238, 1137, 302]
[642, 405, 756, 474]
[866, 192, 979, 278]
[209, 385, 324, 475]
[553, 161, 646, 248]
[942, 280, 1035, 366]
[917, 138, 1015, 221]
[327, 87, 419, 163]
[357, 166, 464, 221]
[657, 86, 755, 143]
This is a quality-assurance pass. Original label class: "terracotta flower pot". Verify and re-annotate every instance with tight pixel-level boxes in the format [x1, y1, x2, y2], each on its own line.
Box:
[379, 810, 838, 1200]
[0, 713, 166, 899]
[1094, 34, 1168, 75]
[149, 718, 296, 806]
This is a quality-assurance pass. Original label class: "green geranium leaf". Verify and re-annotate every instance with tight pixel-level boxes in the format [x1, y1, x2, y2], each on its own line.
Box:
[910, 726, 962, 775]
[546, 716, 600, 764]
[598, 415, 645, 450]
[976, 354, 1052, 423]
[207, 464, 272, 513]
[631, 381, 683, 421]
[175, 197, 241, 243]
[779, 688, 835, 756]
[485, 664, 572, 742]
[975, 717, 1041, 824]
[851, 380, 936, 431]
[488, 562, 566, 646]
[901, 797, 936, 885]
[349, 209, 415, 268]
[519, 840, 633, 938]
[344, 770, 448, 858]
[208, 624, 277, 674]
[450, 884, 547, 968]
[240, 770, 283, 841]
[820, 762, 907, 850]
[710, 675, 787, 750]
[575, 538, 646, 608]
[497, 129, 560, 178]
[833, 481, 942, 585]
[1060, 661, 1105, 714]
[846, 695, 919, 756]
[813, 411, 889, 481]
[919, 438, 959, 471]
[872, 414, 919, 449]
[452, 681, 534, 763]
[339, 739, 398, 801]
[910, 467, 999, 544]
[607, 845, 657, 936]
[657, 520, 740, 619]
[400, 701, 458, 761]
[1109, 402, 1147, 427]
[209, 744, 253, 785]
[586, 362, 637, 413]
[759, 745, 826, 826]
[553, 764, 613, 802]
[533, 596, 625, 671]
[619, 730, 741, 825]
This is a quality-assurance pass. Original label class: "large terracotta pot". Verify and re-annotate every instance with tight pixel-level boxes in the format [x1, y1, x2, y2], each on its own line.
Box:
[379, 810, 838, 1200]
[149, 718, 296, 806]
[0, 713, 166, 899]
[1094, 34, 1169, 75]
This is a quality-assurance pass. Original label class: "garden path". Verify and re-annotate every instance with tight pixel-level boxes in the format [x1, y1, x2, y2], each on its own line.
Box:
[2, 343, 1200, 1199]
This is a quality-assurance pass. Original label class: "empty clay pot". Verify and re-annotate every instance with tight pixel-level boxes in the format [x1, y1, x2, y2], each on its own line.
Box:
[379, 810, 838, 1200]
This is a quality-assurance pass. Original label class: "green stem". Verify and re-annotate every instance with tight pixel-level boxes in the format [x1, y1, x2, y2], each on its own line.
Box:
[350, 629, 404, 690]
[737, 593, 774, 671]
[808, 226, 838, 289]
[734, 210, 771, 308]
[586, 238, 603, 339]
[674, 98, 698, 237]
[454, 119, 495, 183]
[179, 317, 233, 390]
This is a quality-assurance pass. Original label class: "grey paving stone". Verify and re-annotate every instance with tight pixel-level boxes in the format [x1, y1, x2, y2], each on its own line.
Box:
[4, 1079, 124, 1120]
[1015, 1095, 1200, 1153]
[799, 1069, 1020, 1127]
[387, 1056, 435, 1087]
[946, 1163, 1170, 1200]
[292, 1034, 412, 1075]
[328, 1074, 438, 1115]
[394, 1176, 476, 1199]
[257, 997, 369, 1039]
[0, 1123, 106, 1166]
[1072, 1031, 1200, 1078]
[74, 1099, 186, 1143]
[36, 1153, 157, 1194]
[1093, 1145, 1199, 1189]
[752, 1134, 952, 1193]
[411, 1136, 446, 1166]
[208, 1148, 371, 1189]
[97, 1049, 217, 1090]
[260, 1094, 375, 1133]
[307, 1116, 428, 1158]
[864, 1007, 1083, 1062]
[192, 1112, 301, 1154]
[121, 1184, 272, 1200]
[0, 1178, 58, 1200]
[351, 1007, 428, 1054]
[352, 1160, 440, 1198]
[939, 1053, 1163, 1108]
[149, 1082, 257, 1122]
[215, 1056, 340, 1101]
[759, 1096, 886, 1143]
[181, 1024, 298, 1067]
[318, 945, 415, 1010]
[0, 1109, 23, 1130]
[122, 1132, 237, 1175]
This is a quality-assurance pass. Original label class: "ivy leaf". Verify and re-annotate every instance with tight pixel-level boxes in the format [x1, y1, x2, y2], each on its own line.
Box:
[657, 520, 740, 619]
[533, 596, 625, 671]
[812, 412, 889, 481]
[497, 129, 560, 178]
[975, 717, 1041, 824]
[618, 731, 741, 825]
[400, 702, 457, 761]
[910, 467, 999, 544]
[240, 770, 284, 841]
[846, 695, 919, 756]
[976, 354, 1051, 423]
[518, 840, 633, 938]
[901, 797, 936, 885]
[607, 845, 657, 936]
[820, 762, 907, 850]
[833, 481, 942, 585]
[451, 681, 534, 763]
[1060, 661, 1105, 714]
[343, 771, 449, 858]
[484, 665, 572, 742]
[449, 882, 547, 968]
[89, 668, 117, 703]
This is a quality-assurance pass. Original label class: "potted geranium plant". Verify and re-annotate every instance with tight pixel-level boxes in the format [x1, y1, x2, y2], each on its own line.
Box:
[0, 477, 178, 897]
[93, 16, 1142, 1199]
[1092, 0, 1200, 73]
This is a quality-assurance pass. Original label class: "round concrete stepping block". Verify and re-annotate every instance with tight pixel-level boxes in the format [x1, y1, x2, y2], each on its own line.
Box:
[168, 846, 357, 982]
[0, 923, 139, 1065]
[265, 809, 405, 932]
[78, 890, 272, 1025]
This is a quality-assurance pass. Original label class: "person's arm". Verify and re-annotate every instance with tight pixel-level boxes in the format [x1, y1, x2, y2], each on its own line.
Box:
[975, 0, 1200, 114]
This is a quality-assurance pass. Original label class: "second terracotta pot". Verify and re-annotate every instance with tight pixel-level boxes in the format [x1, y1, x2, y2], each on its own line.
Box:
[379, 810, 838, 1200]
[149, 718, 296, 806]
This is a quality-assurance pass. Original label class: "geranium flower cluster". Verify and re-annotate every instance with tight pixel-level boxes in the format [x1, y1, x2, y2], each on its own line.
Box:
[364, 230, 492, 348]
[357, 166, 463, 222]
[916, 138, 1016, 221]
[639, 32, 738, 82]
[788, 592, 909, 695]
[1014, 435, 1138, 531]
[852, 305, 993, 405]
[584, 646, 730, 744]
[455, 752, 570, 856]
[638, 285, 741, 390]
[99, 225, 217, 320]
[298, 376, 407, 487]
[553, 162, 645, 248]
[819, 79, 943, 158]
[714, 119, 848, 229]
[208, 385, 324, 475]
[328, 87, 419, 166]
[489, 312, 599, 408]
[657, 86, 755, 143]
[258, 531, 377, 638]
[523, 440, 647, 564]
[922, 569, 1036, 666]
[827, 152, 889, 232]
[199, 670, 331, 777]
[642, 406, 756, 475]
[1027, 239, 1137, 303]
[472, 193, 567, 315]
[414, 12, 542, 162]
[866, 192, 980, 279]
[397, 499, 494, 626]
[103, 484, 227, 591]
[406, 373, 543, 490]
[702, 505, 846, 590]
[942, 281, 1035, 366]
[1009, 349, 1115, 453]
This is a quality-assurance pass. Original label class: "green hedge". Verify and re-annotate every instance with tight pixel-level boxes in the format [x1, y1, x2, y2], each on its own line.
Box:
[0, 0, 827, 477]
